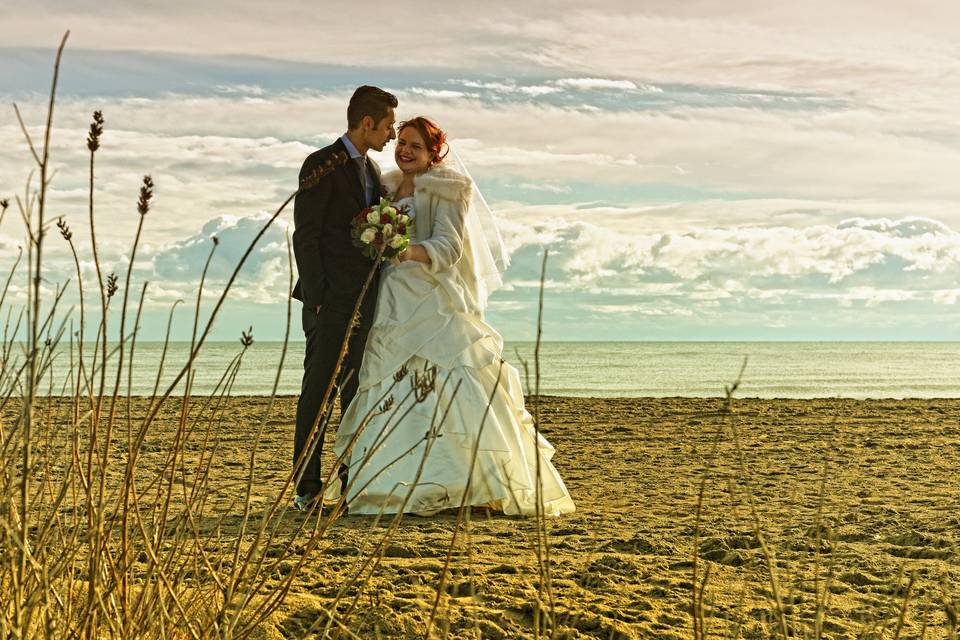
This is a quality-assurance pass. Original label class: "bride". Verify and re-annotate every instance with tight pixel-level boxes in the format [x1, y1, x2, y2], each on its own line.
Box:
[332, 116, 575, 517]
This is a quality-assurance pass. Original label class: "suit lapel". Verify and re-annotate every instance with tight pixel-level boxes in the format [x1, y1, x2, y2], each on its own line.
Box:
[369, 160, 382, 205]
[335, 138, 366, 207]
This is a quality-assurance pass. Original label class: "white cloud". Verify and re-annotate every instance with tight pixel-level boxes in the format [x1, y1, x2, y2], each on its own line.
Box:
[4, 2, 960, 339]
[837, 287, 917, 307]
[5, 204, 960, 340]
[588, 303, 692, 316]
[552, 78, 639, 91]
[6, 2, 959, 109]
[215, 84, 266, 96]
[512, 183, 571, 194]
[5, 83, 960, 241]
[146, 212, 292, 303]
[458, 80, 562, 97]
[497, 214, 960, 306]
[408, 88, 477, 100]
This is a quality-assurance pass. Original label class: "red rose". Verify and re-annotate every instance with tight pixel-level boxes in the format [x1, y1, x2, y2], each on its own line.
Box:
[362, 207, 374, 215]
[397, 224, 406, 234]
[375, 232, 384, 243]
[380, 214, 391, 224]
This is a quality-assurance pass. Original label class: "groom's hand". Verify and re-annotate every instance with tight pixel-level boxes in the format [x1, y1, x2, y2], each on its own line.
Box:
[315, 304, 322, 314]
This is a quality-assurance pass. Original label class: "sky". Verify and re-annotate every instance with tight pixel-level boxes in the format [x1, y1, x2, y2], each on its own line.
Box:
[2, 1, 960, 341]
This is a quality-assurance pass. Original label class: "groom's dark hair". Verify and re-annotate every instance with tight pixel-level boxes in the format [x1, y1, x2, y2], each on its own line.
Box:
[347, 85, 398, 129]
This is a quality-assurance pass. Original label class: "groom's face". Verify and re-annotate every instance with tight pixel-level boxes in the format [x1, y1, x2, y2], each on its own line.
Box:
[364, 108, 397, 152]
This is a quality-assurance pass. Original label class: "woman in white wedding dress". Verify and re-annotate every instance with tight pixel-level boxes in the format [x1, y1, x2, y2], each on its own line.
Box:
[333, 117, 575, 517]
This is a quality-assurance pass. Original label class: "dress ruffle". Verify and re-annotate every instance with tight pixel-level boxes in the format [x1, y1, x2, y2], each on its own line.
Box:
[333, 258, 575, 517]
[357, 261, 499, 388]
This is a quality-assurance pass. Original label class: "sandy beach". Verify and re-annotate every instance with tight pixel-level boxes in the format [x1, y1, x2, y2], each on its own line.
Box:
[7, 397, 960, 639]
[17, 394, 954, 639]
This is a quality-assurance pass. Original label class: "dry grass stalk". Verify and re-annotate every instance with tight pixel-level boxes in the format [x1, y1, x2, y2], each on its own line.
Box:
[813, 421, 841, 640]
[721, 359, 793, 639]
[689, 359, 746, 640]
[0, 33, 380, 639]
[423, 365, 502, 639]
[18, 30, 940, 640]
[530, 249, 555, 639]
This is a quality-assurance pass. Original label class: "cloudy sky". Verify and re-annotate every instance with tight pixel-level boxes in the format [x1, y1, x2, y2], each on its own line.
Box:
[2, 1, 960, 341]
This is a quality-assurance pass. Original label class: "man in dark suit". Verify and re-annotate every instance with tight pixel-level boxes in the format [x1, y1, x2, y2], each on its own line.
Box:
[291, 85, 398, 510]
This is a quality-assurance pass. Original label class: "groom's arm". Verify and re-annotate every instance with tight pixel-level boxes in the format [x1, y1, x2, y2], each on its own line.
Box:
[292, 153, 333, 310]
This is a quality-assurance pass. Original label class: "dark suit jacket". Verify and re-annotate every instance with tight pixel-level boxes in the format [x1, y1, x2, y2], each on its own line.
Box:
[292, 138, 383, 314]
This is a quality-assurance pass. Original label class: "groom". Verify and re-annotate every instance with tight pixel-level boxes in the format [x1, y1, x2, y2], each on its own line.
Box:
[291, 85, 398, 510]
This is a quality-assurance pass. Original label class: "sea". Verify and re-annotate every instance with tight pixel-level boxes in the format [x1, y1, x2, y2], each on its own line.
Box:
[26, 341, 960, 399]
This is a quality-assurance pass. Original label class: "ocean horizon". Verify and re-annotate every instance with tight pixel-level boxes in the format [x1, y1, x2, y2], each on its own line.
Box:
[22, 340, 960, 399]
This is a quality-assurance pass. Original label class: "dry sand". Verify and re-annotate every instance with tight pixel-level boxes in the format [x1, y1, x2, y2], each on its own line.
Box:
[14, 395, 960, 638]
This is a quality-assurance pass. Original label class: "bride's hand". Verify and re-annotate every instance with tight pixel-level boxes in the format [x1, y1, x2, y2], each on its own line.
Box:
[399, 244, 431, 265]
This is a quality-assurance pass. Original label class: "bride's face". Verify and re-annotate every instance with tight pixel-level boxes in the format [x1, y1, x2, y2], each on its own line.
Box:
[395, 127, 432, 174]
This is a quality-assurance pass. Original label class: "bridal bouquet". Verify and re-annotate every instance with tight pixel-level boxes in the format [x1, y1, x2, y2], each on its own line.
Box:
[351, 198, 412, 260]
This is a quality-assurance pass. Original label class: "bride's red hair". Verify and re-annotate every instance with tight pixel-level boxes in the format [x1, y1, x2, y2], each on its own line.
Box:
[398, 116, 448, 165]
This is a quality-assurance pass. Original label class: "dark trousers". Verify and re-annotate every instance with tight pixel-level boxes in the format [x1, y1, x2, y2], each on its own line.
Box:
[294, 306, 372, 497]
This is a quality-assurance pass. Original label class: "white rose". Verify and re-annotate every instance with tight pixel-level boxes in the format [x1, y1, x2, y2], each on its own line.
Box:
[359, 228, 377, 244]
[384, 206, 397, 217]
[397, 214, 409, 225]
[388, 235, 404, 249]
[366, 211, 379, 224]
[382, 223, 393, 237]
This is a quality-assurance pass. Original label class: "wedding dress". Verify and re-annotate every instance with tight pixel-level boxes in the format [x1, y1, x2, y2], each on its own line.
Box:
[332, 178, 575, 517]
